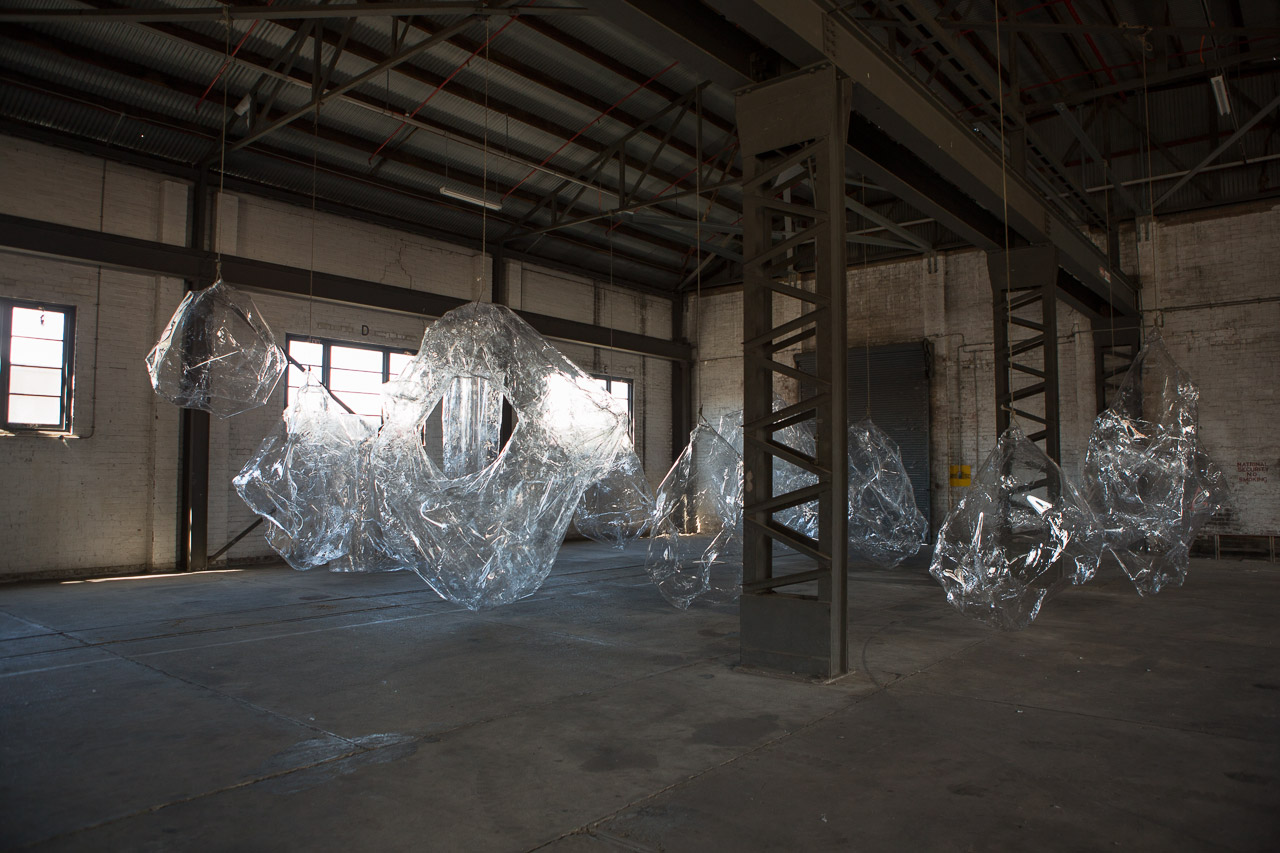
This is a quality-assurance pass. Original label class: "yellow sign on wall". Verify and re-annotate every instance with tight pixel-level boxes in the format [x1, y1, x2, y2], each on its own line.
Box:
[949, 464, 971, 487]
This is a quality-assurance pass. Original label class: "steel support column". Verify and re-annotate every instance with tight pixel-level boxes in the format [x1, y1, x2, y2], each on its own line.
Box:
[179, 175, 210, 572]
[737, 64, 849, 680]
[988, 246, 1061, 461]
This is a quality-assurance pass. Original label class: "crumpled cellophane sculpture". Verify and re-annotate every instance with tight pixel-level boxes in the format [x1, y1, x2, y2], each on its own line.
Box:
[573, 437, 655, 549]
[233, 375, 374, 570]
[1083, 334, 1225, 595]
[930, 424, 1103, 629]
[718, 407, 927, 567]
[325, 439, 408, 573]
[847, 419, 928, 567]
[146, 280, 286, 418]
[713, 404, 819, 540]
[647, 422, 743, 609]
[372, 302, 631, 610]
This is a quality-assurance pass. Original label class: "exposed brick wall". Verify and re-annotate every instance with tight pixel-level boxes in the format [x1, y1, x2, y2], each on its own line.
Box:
[0, 136, 679, 576]
[696, 202, 1279, 538]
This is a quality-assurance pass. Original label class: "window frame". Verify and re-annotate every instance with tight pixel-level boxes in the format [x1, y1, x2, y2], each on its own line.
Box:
[284, 334, 415, 421]
[0, 297, 76, 434]
[591, 373, 634, 428]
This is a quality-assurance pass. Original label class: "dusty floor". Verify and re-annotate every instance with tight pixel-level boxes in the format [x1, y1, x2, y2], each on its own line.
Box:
[1, 543, 1277, 851]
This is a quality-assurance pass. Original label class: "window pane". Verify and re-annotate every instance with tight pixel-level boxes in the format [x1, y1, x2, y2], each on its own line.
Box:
[332, 389, 382, 418]
[389, 352, 413, 379]
[288, 339, 323, 367]
[8, 394, 62, 425]
[611, 382, 631, 403]
[330, 345, 383, 372]
[10, 307, 65, 341]
[9, 365, 62, 396]
[9, 336, 65, 369]
[329, 367, 383, 394]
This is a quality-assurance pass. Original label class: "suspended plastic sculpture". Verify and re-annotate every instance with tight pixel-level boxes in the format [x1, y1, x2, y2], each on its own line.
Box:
[326, 439, 409, 573]
[372, 302, 631, 610]
[574, 439, 655, 549]
[233, 375, 374, 570]
[930, 424, 1103, 630]
[1083, 333, 1225, 595]
[847, 419, 928, 567]
[146, 280, 286, 418]
[711, 407, 926, 567]
[646, 421, 743, 609]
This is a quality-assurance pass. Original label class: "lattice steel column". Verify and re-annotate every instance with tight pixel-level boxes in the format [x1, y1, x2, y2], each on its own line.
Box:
[988, 246, 1061, 462]
[736, 64, 850, 679]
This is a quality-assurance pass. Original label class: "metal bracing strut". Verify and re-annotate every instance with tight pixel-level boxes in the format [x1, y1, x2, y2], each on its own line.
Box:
[736, 64, 849, 680]
[987, 246, 1062, 462]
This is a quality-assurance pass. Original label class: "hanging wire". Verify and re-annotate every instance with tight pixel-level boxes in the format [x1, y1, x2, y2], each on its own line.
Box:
[693, 88, 703, 419]
[476, 14, 491, 304]
[861, 180, 871, 420]
[307, 102, 319, 339]
[1140, 33, 1160, 326]
[995, 1, 1015, 422]
[213, 6, 232, 283]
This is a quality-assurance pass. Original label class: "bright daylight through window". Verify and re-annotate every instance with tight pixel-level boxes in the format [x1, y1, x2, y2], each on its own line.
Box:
[1, 299, 74, 432]
[286, 336, 414, 424]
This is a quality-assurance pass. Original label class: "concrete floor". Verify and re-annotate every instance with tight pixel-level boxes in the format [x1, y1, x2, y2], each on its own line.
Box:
[1, 543, 1277, 852]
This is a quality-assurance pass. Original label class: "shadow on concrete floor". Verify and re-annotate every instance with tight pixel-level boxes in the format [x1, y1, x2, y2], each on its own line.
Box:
[1, 543, 1277, 851]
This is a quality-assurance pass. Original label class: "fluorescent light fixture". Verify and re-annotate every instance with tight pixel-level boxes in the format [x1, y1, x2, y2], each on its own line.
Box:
[1210, 74, 1231, 116]
[440, 185, 503, 211]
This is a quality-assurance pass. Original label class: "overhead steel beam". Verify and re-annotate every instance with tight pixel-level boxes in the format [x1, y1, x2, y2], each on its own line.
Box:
[0, 214, 692, 361]
[941, 20, 1280, 38]
[578, 0, 779, 91]
[1153, 90, 1280, 210]
[0, 3, 591, 24]
[708, 0, 1137, 316]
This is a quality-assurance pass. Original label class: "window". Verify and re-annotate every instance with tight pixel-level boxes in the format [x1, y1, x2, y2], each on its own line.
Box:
[286, 336, 414, 424]
[1, 298, 74, 433]
[592, 375, 634, 427]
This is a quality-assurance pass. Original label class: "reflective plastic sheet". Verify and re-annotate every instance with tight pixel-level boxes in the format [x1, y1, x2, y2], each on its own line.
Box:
[233, 375, 374, 570]
[373, 302, 631, 610]
[146, 280, 286, 418]
[1083, 334, 1225, 595]
[930, 424, 1102, 629]
[646, 422, 743, 609]
[847, 419, 928, 567]
[574, 437, 654, 549]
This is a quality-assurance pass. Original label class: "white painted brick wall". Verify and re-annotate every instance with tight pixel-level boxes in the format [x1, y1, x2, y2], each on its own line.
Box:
[695, 203, 1278, 538]
[0, 135, 680, 576]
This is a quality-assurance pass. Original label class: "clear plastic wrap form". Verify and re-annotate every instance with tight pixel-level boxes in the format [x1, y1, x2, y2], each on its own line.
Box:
[573, 437, 655, 549]
[930, 424, 1103, 629]
[1083, 334, 1226, 595]
[233, 375, 375, 570]
[709, 408, 926, 567]
[146, 280, 286, 418]
[646, 422, 744, 609]
[372, 302, 631, 610]
[326, 439, 409, 573]
[847, 419, 928, 567]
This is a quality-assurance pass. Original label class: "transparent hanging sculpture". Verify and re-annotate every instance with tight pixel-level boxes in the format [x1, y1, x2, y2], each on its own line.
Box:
[372, 302, 631, 610]
[709, 407, 926, 567]
[574, 437, 655, 549]
[646, 422, 743, 609]
[930, 424, 1103, 629]
[146, 280, 286, 418]
[326, 439, 409, 573]
[233, 375, 374, 570]
[1083, 334, 1225, 595]
[847, 419, 928, 567]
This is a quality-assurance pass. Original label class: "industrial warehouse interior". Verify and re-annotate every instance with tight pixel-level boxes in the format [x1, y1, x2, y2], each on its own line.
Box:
[0, 0, 1277, 850]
